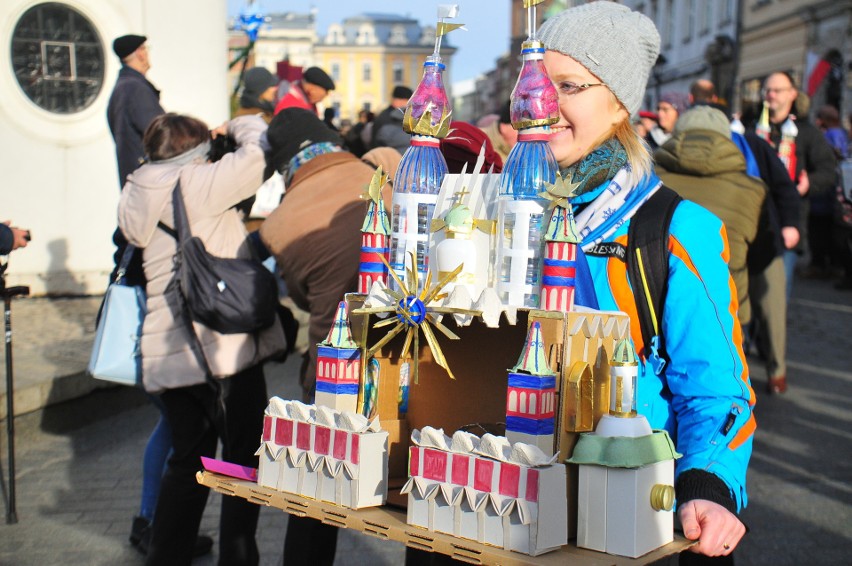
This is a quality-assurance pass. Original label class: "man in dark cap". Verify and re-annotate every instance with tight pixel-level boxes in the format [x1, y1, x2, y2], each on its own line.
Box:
[273, 66, 335, 116]
[236, 66, 279, 123]
[369, 84, 413, 153]
[107, 35, 164, 189]
[106, 34, 164, 286]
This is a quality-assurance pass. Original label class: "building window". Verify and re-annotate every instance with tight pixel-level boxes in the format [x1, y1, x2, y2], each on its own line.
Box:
[699, 0, 712, 35]
[389, 25, 408, 45]
[664, 0, 675, 48]
[393, 62, 404, 84]
[720, 0, 735, 24]
[11, 2, 104, 114]
[362, 62, 372, 82]
[682, 0, 696, 43]
[331, 63, 340, 82]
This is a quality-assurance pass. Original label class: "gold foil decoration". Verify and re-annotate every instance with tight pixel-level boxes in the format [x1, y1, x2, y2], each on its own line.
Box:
[353, 250, 480, 383]
[403, 105, 452, 138]
[436, 22, 465, 36]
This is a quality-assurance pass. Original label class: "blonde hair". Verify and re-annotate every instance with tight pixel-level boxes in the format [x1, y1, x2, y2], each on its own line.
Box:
[614, 118, 654, 185]
[586, 92, 654, 185]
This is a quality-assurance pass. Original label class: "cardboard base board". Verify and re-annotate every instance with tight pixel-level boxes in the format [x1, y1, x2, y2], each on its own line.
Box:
[198, 471, 691, 565]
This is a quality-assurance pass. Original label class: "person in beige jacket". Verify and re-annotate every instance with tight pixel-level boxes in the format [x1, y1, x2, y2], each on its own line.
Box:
[118, 112, 285, 565]
[259, 105, 400, 566]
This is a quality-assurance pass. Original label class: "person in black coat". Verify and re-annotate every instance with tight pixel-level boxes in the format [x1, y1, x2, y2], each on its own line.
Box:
[370, 85, 413, 153]
[107, 35, 165, 189]
[742, 132, 800, 395]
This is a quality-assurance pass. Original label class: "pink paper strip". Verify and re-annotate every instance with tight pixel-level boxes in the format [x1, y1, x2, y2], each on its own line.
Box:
[201, 456, 257, 482]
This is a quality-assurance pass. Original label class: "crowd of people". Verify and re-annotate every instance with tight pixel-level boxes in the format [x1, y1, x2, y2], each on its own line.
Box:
[96, 1, 852, 564]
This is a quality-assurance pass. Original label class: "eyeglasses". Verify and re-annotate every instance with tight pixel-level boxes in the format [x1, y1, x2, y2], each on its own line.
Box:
[761, 87, 792, 96]
[557, 82, 607, 96]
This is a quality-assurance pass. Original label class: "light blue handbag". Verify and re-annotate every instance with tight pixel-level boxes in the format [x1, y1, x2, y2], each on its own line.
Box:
[87, 246, 146, 386]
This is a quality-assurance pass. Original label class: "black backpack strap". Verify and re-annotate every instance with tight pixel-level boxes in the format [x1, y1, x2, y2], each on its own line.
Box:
[626, 185, 682, 374]
[157, 221, 177, 240]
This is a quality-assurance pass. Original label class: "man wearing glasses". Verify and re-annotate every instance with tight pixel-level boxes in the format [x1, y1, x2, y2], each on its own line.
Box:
[754, 71, 836, 394]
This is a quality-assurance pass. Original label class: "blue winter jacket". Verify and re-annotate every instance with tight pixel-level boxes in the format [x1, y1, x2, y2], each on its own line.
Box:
[575, 172, 755, 512]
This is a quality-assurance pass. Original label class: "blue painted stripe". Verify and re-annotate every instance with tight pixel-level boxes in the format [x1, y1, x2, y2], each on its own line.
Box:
[508, 373, 556, 389]
[359, 262, 387, 273]
[317, 346, 360, 359]
[541, 276, 575, 287]
[361, 246, 388, 253]
[542, 258, 576, 268]
[505, 416, 555, 435]
[315, 382, 359, 395]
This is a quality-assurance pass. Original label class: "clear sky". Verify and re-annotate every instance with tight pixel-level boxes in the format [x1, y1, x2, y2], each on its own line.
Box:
[226, 0, 511, 83]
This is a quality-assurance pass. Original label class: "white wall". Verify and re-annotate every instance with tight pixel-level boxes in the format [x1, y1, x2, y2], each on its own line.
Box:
[0, 0, 228, 295]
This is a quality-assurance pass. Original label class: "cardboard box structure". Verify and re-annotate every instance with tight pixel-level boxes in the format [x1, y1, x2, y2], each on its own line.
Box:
[569, 420, 679, 559]
[349, 299, 631, 475]
[255, 401, 389, 509]
[402, 430, 567, 556]
[576, 461, 674, 558]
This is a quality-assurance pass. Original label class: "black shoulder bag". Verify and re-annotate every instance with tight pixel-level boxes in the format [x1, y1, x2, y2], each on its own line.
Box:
[166, 181, 279, 335]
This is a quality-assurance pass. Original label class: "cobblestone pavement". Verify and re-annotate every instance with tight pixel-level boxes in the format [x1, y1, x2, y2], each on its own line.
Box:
[0, 276, 850, 565]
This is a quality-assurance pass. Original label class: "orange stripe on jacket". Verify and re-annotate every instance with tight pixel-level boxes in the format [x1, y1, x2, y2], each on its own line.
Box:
[720, 224, 756, 449]
[668, 235, 702, 282]
[606, 235, 645, 356]
[730, 413, 756, 451]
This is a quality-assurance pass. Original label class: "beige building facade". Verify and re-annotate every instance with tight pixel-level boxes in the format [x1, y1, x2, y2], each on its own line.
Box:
[314, 14, 454, 123]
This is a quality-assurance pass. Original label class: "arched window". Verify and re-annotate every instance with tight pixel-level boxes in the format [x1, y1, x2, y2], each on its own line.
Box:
[520, 392, 527, 414]
[508, 391, 517, 412]
[530, 393, 537, 415]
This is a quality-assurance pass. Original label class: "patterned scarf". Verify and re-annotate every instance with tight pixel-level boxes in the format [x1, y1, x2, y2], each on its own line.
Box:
[559, 138, 629, 200]
[285, 142, 343, 184]
[756, 102, 798, 181]
[560, 139, 662, 249]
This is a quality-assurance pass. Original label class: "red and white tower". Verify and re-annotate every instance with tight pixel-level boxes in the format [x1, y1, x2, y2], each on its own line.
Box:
[541, 203, 580, 312]
[359, 167, 391, 294]
[315, 301, 361, 413]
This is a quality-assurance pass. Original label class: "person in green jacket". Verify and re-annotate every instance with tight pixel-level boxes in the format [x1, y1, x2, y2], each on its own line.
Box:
[656, 106, 766, 327]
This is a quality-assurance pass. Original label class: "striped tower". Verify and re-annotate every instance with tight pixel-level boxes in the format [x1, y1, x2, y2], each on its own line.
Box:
[359, 167, 391, 293]
[541, 203, 580, 312]
[315, 301, 361, 413]
[505, 321, 557, 455]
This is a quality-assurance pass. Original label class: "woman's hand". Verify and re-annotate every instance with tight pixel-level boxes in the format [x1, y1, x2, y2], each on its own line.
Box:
[679, 499, 747, 557]
[210, 122, 228, 139]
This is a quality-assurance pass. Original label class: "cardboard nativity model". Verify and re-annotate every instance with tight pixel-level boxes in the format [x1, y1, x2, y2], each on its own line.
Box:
[253, 1, 679, 559]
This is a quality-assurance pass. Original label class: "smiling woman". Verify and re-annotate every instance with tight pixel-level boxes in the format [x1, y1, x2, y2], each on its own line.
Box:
[538, 1, 754, 559]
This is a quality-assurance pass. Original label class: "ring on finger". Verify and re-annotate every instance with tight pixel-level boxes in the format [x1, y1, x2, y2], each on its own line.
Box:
[723, 542, 731, 550]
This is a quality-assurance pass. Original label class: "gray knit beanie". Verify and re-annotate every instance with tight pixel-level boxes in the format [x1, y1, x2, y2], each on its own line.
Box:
[538, 1, 661, 116]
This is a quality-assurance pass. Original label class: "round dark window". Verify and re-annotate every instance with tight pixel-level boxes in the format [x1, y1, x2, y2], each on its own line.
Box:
[11, 3, 104, 114]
